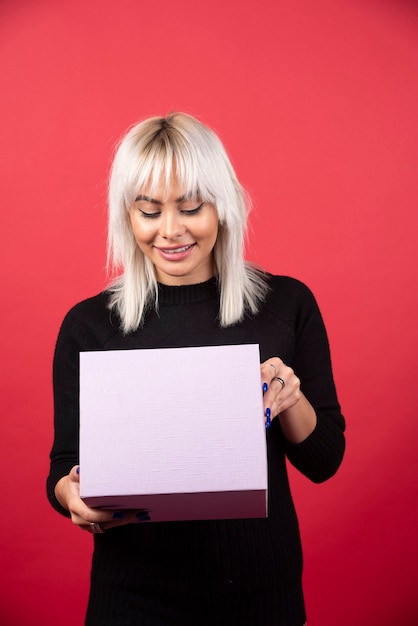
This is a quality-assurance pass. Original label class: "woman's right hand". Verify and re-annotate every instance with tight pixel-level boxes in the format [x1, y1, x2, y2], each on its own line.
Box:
[54, 465, 148, 533]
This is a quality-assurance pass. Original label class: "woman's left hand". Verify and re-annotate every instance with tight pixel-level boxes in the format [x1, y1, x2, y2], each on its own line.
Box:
[260, 358, 301, 425]
[260, 357, 317, 440]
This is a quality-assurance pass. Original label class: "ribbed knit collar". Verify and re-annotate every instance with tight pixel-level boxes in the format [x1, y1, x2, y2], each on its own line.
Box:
[157, 277, 219, 305]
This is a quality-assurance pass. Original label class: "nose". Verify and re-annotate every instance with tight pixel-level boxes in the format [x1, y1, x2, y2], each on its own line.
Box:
[159, 208, 185, 239]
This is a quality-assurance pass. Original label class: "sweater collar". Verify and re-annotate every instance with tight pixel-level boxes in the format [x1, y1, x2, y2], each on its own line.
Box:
[157, 277, 219, 305]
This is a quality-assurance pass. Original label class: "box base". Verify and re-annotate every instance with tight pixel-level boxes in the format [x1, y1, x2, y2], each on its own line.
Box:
[82, 490, 267, 522]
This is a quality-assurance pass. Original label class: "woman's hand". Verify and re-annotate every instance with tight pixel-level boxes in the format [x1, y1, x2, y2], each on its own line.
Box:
[261, 357, 301, 420]
[54, 466, 149, 533]
[260, 357, 317, 442]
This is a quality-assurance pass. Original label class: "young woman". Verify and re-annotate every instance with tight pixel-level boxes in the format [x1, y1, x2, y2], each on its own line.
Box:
[47, 112, 345, 626]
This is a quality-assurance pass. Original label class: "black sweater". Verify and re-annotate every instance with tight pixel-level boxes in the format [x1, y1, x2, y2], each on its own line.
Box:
[47, 275, 345, 626]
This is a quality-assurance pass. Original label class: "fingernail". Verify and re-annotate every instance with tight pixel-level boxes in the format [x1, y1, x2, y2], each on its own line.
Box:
[76, 466, 80, 475]
[112, 511, 125, 520]
[263, 382, 268, 393]
[265, 407, 271, 429]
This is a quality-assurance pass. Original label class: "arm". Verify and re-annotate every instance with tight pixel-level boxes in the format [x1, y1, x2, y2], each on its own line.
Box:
[261, 279, 345, 483]
[46, 308, 83, 517]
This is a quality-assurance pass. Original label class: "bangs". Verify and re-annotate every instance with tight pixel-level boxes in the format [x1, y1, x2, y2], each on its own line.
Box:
[122, 127, 219, 209]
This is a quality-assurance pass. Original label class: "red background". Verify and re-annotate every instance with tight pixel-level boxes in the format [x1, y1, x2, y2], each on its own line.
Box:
[1, 0, 417, 624]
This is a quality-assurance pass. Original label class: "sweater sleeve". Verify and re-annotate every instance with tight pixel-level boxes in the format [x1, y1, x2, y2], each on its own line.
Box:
[46, 306, 84, 516]
[46, 294, 116, 516]
[273, 279, 346, 483]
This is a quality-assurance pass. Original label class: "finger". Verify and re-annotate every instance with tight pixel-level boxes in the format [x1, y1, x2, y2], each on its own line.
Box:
[69, 496, 122, 527]
[79, 509, 151, 533]
[261, 359, 286, 409]
[261, 359, 284, 428]
[69, 465, 80, 483]
[76, 507, 126, 526]
[263, 364, 301, 428]
[270, 374, 301, 416]
[260, 358, 283, 390]
[271, 376, 286, 391]
[67, 466, 120, 526]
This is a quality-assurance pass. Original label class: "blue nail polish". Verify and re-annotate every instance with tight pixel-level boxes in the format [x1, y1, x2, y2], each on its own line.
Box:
[76, 466, 80, 475]
[112, 511, 125, 519]
[265, 407, 271, 429]
[263, 382, 268, 393]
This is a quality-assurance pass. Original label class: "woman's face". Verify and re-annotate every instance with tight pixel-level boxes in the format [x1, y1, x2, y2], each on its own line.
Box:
[129, 176, 219, 286]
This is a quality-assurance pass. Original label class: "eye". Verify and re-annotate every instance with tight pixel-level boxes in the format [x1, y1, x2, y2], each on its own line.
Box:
[134, 200, 161, 218]
[180, 202, 204, 215]
[138, 208, 161, 219]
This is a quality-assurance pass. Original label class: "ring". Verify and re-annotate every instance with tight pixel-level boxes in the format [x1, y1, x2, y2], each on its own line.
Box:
[89, 522, 105, 534]
[273, 376, 285, 389]
[268, 363, 277, 376]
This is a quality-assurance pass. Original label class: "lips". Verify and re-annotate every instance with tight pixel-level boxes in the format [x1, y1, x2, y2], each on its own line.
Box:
[156, 243, 196, 261]
[160, 244, 194, 254]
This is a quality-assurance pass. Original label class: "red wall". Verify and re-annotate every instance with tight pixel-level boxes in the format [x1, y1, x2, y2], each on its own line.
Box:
[1, 0, 417, 624]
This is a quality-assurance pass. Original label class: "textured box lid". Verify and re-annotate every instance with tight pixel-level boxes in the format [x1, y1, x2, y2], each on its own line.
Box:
[79, 344, 267, 521]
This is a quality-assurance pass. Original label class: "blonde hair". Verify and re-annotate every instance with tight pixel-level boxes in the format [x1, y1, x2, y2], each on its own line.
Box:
[107, 112, 268, 333]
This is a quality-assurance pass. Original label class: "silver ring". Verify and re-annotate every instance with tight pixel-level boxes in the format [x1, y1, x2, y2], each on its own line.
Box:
[268, 363, 277, 376]
[273, 376, 285, 389]
[89, 522, 105, 534]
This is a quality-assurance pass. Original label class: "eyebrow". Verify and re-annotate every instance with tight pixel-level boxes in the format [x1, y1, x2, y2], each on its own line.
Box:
[134, 194, 192, 204]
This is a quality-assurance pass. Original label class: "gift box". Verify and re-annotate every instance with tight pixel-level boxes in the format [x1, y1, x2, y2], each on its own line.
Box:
[79, 343, 267, 522]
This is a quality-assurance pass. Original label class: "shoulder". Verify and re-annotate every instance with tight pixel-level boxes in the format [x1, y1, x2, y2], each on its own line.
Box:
[60, 291, 111, 325]
[259, 274, 324, 331]
[264, 274, 318, 308]
[56, 291, 120, 349]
